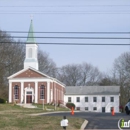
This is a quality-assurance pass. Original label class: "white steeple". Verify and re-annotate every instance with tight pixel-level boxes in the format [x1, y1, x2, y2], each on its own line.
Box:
[24, 20, 39, 70]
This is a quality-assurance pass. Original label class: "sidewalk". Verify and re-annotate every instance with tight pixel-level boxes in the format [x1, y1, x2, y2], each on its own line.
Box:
[29, 110, 81, 116]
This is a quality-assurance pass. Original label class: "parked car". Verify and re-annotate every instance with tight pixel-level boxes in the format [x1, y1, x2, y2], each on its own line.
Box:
[125, 99, 130, 115]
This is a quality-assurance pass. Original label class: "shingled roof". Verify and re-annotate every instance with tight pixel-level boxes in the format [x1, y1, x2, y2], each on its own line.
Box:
[65, 86, 120, 95]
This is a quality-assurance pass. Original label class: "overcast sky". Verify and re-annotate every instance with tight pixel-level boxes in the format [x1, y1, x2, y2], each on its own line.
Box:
[0, 0, 130, 73]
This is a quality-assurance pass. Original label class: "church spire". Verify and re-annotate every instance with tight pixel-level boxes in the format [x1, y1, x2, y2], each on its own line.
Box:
[27, 20, 35, 43]
[24, 20, 39, 70]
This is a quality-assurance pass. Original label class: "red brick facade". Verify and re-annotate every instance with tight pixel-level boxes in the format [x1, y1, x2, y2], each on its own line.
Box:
[9, 68, 65, 104]
[14, 69, 46, 78]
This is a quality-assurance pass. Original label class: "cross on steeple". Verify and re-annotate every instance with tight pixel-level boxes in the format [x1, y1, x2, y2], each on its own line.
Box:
[27, 18, 35, 43]
[30, 14, 33, 21]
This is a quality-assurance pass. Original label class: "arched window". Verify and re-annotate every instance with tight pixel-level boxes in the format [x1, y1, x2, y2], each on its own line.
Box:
[40, 85, 45, 99]
[14, 85, 19, 99]
[28, 48, 32, 58]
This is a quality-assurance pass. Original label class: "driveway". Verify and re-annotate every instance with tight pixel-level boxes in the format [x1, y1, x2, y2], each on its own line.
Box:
[41, 112, 130, 129]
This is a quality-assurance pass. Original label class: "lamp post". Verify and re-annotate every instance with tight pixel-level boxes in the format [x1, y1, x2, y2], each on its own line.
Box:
[42, 86, 46, 110]
[14, 94, 15, 105]
[22, 94, 24, 104]
[13, 86, 15, 104]
[43, 98, 44, 110]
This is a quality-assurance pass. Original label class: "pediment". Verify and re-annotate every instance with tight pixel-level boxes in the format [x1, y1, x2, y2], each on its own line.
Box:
[8, 67, 50, 79]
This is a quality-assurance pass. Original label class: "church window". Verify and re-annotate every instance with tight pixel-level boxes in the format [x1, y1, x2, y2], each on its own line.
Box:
[28, 48, 32, 58]
[14, 85, 19, 99]
[40, 85, 45, 99]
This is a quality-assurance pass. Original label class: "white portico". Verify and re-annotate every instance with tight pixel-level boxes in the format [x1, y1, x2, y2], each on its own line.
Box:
[24, 84, 34, 104]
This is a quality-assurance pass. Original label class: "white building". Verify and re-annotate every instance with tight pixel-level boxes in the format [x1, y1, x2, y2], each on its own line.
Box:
[64, 86, 120, 112]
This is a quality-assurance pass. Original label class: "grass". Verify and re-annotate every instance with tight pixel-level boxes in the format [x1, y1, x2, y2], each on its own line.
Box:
[0, 104, 84, 130]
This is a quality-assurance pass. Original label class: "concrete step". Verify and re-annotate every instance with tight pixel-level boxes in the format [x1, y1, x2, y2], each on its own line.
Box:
[17, 103, 37, 108]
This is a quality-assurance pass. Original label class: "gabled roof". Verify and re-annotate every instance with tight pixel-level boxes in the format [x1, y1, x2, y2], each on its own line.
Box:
[27, 20, 35, 43]
[8, 66, 51, 79]
[7, 66, 65, 87]
[65, 86, 120, 95]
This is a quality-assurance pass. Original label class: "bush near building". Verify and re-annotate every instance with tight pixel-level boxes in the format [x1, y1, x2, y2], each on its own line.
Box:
[0, 98, 6, 103]
[66, 102, 75, 109]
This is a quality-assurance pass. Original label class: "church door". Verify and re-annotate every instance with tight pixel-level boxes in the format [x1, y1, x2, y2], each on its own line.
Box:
[26, 95, 32, 103]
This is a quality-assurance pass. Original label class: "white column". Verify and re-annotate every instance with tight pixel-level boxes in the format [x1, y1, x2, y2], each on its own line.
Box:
[55, 87, 56, 110]
[61, 90, 62, 101]
[59, 90, 60, 101]
[57, 89, 58, 102]
[62, 88, 64, 102]
[51, 89, 52, 102]
[21, 82, 24, 103]
[47, 82, 50, 103]
[35, 82, 38, 103]
[24, 88, 26, 104]
[9, 81, 12, 103]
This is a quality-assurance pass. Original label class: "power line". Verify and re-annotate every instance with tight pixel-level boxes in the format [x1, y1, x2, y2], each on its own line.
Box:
[4, 31, 130, 34]
[0, 12, 130, 14]
[2, 36, 130, 39]
[0, 42, 130, 46]
[0, 5, 130, 7]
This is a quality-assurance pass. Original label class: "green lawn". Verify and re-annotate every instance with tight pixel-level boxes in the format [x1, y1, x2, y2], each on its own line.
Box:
[0, 104, 84, 130]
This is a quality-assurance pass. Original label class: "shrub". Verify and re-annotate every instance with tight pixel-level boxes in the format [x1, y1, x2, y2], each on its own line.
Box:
[58, 100, 62, 107]
[66, 102, 75, 109]
[0, 98, 6, 103]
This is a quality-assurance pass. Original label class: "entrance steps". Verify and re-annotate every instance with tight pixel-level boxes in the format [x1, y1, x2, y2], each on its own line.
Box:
[17, 103, 37, 108]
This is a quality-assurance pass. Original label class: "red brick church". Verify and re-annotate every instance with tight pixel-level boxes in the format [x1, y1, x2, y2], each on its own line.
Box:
[8, 20, 65, 104]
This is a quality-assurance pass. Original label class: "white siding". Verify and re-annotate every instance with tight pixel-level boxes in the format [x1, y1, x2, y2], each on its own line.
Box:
[64, 95, 119, 112]
[24, 44, 38, 70]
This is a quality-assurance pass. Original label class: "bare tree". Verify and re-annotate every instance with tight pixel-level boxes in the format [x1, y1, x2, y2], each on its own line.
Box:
[80, 63, 102, 86]
[38, 50, 57, 77]
[0, 30, 25, 99]
[113, 52, 130, 106]
[57, 64, 82, 86]
[57, 63, 102, 86]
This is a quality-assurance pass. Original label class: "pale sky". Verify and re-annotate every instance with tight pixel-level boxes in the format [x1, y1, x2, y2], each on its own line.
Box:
[0, 0, 130, 73]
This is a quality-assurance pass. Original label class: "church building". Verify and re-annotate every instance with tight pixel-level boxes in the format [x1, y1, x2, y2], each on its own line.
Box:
[8, 20, 120, 113]
[8, 20, 65, 104]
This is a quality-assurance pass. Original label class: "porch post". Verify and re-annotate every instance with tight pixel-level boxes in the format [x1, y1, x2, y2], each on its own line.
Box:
[24, 88, 26, 104]
[35, 82, 38, 103]
[21, 82, 24, 103]
[47, 81, 50, 103]
[9, 81, 12, 103]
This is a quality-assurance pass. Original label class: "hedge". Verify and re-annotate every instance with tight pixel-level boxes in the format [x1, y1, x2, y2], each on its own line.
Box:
[0, 98, 6, 103]
[66, 102, 75, 109]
